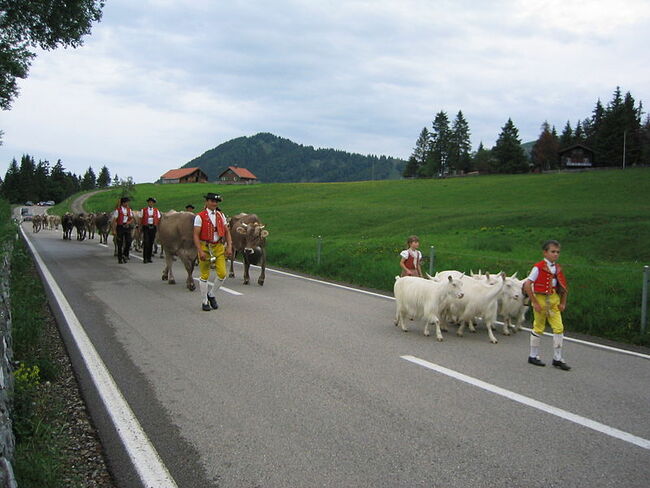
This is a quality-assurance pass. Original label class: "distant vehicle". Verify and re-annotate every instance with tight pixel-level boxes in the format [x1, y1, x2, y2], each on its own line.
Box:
[20, 208, 29, 216]
[44, 200, 55, 206]
[22, 212, 34, 221]
[25, 201, 34, 206]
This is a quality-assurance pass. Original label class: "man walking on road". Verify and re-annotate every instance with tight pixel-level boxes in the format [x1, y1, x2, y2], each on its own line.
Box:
[113, 197, 134, 264]
[141, 197, 161, 263]
[193, 193, 232, 311]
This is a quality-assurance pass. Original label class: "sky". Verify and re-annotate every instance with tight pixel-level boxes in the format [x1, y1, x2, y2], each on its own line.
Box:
[1, 0, 649, 184]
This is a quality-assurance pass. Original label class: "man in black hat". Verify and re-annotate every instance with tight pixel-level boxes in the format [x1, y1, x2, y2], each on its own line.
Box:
[112, 196, 134, 263]
[193, 192, 232, 311]
[141, 197, 161, 263]
[185, 204, 195, 212]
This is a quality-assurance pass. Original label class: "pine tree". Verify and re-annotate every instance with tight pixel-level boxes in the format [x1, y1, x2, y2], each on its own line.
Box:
[18, 154, 36, 203]
[573, 121, 585, 144]
[531, 121, 560, 171]
[49, 159, 68, 203]
[97, 165, 111, 188]
[404, 127, 430, 177]
[559, 121, 573, 148]
[425, 111, 450, 177]
[640, 114, 650, 165]
[81, 166, 96, 190]
[491, 118, 528, 173]
[34, 158, 50, 201]
[472, 142, 493, 173]
[448, 110, 472, 173]
[0, 158, 20, 203]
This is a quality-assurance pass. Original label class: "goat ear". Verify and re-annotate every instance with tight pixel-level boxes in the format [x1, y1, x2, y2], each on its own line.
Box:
[261, 230, 269, 238]
[236, 226, 247, 235]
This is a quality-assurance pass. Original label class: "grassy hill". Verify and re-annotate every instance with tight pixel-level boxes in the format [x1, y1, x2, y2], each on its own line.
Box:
[182, 132, 406, 183]
[79, 168, 650, 345]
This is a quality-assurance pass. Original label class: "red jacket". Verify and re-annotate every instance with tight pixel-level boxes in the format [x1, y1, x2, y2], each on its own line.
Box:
[197, 209, 226, 243]
[116, 206, 133, 225]
[532, 260, 568, 295]
[141, 207, 160, 226]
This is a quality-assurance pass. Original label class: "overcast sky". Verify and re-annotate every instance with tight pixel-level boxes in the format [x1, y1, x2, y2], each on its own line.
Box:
[1, 0, 649, 183]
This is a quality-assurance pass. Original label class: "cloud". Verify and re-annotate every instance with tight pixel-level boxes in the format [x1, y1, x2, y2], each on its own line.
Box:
[1, 0, 648, 182]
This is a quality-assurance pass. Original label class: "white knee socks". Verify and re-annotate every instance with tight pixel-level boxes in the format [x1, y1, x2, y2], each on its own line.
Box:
[529, 332, 541, 358]
[553, 333, 564, 361]
[199, 279, 209, 304]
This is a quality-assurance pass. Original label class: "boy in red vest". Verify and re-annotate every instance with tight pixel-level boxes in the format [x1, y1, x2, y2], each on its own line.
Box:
[523, 240, 571, 370]
[141, 197, 161, 263]
[192, 193, 232, 311]
[399, 235, 422, 277]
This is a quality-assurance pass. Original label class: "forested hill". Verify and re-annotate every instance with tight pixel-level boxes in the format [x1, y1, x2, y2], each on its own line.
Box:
[183, 133, 406, 183]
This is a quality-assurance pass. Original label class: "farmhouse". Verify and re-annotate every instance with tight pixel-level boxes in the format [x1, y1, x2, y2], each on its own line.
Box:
[160, 167, 208, 184]
[559, 144, 594, 168]
[218, 166, 258, 184]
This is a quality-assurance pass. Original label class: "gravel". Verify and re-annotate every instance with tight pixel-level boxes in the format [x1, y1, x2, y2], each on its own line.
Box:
[40, 307, 117, 488]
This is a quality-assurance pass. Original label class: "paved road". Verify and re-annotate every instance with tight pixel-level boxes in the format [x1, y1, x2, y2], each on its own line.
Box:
[21, 223, 650, 488]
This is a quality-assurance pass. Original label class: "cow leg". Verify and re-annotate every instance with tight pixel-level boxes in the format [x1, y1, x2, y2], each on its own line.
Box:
[182, 256, 195, 291]
[257, 249, 266, 286]
[229, 250, 236, 278]
[164, 253, 175, 284]
[243, 255, 250, 285]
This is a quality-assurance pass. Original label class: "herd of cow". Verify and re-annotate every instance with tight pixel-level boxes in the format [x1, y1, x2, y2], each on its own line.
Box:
[30, 210, 526, 342]
[30, 210, 269, 289]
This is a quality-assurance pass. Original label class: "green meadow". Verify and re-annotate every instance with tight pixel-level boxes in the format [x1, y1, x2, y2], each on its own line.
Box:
[69, 168, 650, 345]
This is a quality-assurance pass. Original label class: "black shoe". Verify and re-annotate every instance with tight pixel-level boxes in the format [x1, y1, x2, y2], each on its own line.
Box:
[528, 356, 545, 367]
[207, 296, 218, 309]
[118, 257, 125, 264]
[552, 359, 571, 371]
[202, 303, 211, 312]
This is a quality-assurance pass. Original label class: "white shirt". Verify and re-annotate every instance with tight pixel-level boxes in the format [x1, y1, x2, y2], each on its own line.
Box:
[143, 206, 161, 225]
[194, 210, 227, 242]
[526, 258, 557, 287]
[112, 206, 130, 225]
[400, 249, 422, 263]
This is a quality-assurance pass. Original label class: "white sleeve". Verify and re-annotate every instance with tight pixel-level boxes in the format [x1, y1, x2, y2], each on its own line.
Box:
[193, 215, 202, 227]
[526, 266, 539, 283]
[400, 250, 409, 260]
[112, 210, 118, 219]
[417, 251, 422, 261]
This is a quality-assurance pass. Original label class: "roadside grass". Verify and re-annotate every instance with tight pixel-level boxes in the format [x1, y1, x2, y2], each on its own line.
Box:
[69, 169, 650, 345]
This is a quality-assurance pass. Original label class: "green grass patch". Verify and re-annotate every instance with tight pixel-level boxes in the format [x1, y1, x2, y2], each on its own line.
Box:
[74, 169, 650, 345]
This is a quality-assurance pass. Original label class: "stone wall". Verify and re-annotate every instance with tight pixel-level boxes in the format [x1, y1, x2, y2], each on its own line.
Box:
[0, 251, 17, 488]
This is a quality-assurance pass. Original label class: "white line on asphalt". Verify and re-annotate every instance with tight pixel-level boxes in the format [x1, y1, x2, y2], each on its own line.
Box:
[192, 277, 242, 296]
[401, 355, 650, 451]
[22, 229, 179, 487]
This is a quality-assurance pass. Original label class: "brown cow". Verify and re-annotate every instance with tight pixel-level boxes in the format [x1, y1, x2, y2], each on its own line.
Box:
[94, 212, 111, 244]
[228, 213, 268, 286]
[157, 211, 197, 291]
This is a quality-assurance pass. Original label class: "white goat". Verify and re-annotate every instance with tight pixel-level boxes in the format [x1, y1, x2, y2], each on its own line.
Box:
[498, 274, 529, 334]
[393, 275, 465, 341]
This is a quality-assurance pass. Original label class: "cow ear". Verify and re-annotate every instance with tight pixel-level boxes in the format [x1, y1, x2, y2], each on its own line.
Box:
[236, 226, 247, 235]
[261, 230, 269, 238]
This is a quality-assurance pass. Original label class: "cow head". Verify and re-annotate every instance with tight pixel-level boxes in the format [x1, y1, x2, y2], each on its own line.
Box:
[235, 222, 269, 260]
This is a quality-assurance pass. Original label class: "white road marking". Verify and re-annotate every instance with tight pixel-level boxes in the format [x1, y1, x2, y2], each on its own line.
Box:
[192, 277, 242, 296]
[22, 229, 179, 487]
[402, 355, 650, 450]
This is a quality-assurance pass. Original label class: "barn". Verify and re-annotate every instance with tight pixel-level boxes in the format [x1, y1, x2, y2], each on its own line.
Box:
[559, 144, 595, 168]
[218, 166, 258, 184]
[160, 167, 208, 184]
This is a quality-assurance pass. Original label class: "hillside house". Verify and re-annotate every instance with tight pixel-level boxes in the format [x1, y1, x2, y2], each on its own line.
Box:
[218, 166, 258, 184]
[160, 167, 208, 184]
[559, 144, 594, 168]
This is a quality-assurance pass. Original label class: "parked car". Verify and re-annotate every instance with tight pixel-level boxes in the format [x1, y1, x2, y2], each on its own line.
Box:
[44, 200, 55, 206]
[20, 207, 29, 216]
[25, 201, 34, 206]
[22, 212, 34, 221]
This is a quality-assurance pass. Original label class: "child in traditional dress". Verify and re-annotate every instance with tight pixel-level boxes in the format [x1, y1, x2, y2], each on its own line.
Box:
[399, 235, 422, 277]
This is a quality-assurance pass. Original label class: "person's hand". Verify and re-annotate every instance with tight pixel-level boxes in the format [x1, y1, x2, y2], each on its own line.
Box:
[558, 303, 566, 312]
[198, 249, 207, 261]
[225, 244, 232, 258]
[532, 301, 542, 313]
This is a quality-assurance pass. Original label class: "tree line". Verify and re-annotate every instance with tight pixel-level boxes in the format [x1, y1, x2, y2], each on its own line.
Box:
[404, 87, 650, 178]
[0, 154, 116, 204]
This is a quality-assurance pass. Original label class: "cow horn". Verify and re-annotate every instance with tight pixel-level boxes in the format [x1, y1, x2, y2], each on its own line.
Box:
[241, 222, 249, 228]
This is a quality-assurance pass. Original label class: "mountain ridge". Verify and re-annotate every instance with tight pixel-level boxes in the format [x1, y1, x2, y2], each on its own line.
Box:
[183, 132, 406, 183]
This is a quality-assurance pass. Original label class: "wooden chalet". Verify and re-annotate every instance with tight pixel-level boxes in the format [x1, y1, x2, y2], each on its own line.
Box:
[160, 167, 208, 184]
[217, 166, 258, 184]
[559, 144, 595, 168]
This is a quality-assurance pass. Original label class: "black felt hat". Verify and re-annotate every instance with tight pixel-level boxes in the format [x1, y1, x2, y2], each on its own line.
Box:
[203, 192, 222, 202]
[120, 196, 130, 203]
[146, 197, 156, 203]
[185, 204, 195, 210]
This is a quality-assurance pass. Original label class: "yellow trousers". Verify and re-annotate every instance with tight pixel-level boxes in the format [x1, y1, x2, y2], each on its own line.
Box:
[198, 242, 227, 281]
[532, 291, 564, 335]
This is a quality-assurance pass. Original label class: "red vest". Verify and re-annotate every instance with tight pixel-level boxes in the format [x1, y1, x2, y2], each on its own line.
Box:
[141, 207, 160, 226]
[198, 209, 226, 243]
[116, 206, 133, 225]
[532, 260, 568, 295]
[404, 251, 420, 270]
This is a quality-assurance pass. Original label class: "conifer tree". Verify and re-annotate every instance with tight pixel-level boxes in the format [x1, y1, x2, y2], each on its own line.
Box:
[491, 118, 528, 173]
[425, 111, 450, 177]
[81, 166, 96, 190]
[448, 110, 472, 173]
[472, 142, 493, 173]
[97, 165, 111, 187]
[559, 121, 573, 148]
[404, 127, 430, 177]
[0, 157, 20, 203]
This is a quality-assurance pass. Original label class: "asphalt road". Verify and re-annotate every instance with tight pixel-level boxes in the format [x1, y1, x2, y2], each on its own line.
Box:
[20, 220, 650, 488]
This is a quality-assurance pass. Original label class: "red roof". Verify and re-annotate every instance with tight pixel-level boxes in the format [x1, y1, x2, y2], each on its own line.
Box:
[160, 167, 204, 179]
[222, 166, 257, 179]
